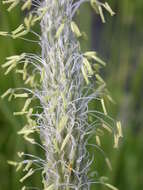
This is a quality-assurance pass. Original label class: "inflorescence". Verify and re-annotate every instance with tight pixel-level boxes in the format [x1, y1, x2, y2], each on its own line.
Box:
[1, 0, 122, 189]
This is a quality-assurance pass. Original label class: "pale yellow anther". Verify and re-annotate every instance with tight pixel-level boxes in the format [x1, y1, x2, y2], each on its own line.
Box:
[12, 30, 28, 39]
[21, 0, 32, 11]
[14, 93, 28, 98]
[16, 162, 23, 171]
[7, 160, 18, 166]
[21, 186, 26, 190]
[96, 74, 105, 83]
[22, 98, 31, 112]
[17, 152, 24, 158]
[13, 111, 28, 116]
[16, 70, 24, 74]
[96, 135, 101, 146]
[98, 5, 105, 23]
[1, 88, 12, 99]
[45, 184, 54, 190]
[20, 168, 34, 183]
[101, 98, 107, 115]
[105, 157, 112, 171]
[102, 123, 112, 133]
[18, 125, 34, 136]
[55, 23, 65, 39]
[114, 121, 123, 148]
[61, 133, 70, 151]
[24, 135, 35, 144]
[104, 2, 115, 16]
[3, 0, 20, 12]
[71, 21, 82, 38]
[81, 65, 89, 84]
[84, 51, 106, 66]
[24, 13, 33, 31]
[116, 121, 123, 138]
[12, 24, 25, 35]
[0, 31, 9, 36]
[105, 183, 118, 190]
[4, 63, 16, 75]
[23, 161, 33, 171]
[83, 57, 93, 75]
[58, 115, 68, 133]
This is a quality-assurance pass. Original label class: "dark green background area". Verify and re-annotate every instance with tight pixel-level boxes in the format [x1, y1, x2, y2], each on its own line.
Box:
[0, 1, 143, 189]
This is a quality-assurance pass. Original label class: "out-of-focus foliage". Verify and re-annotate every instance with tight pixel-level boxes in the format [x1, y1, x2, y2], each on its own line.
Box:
[0, 0, 143, 190]
[90, 0, 143, 190]
[0, 2, 41, 189]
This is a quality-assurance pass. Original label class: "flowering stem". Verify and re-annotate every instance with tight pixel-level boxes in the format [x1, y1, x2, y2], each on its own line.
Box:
[1, 0, 122, 189]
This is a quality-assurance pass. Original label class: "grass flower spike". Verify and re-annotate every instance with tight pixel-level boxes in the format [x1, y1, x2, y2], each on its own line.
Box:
[1, 0, 122, 189]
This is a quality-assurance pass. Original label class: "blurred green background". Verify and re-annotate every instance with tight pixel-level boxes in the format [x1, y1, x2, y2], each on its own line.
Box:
[0, 1, 143, 189]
